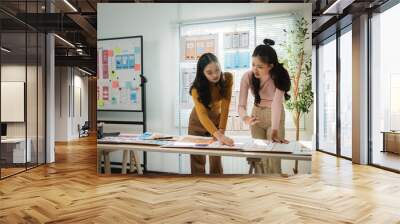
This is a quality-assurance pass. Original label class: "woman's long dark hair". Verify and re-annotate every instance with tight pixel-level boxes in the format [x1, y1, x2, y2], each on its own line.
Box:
[251, 39, 291, 105]
[189, 53, 227, 110]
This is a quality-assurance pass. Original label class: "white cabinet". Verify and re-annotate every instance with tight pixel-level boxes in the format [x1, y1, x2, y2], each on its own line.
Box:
[1, 138, 32, 163]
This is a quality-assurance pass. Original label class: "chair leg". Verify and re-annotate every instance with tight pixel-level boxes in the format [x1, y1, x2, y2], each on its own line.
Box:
[293, 160, 299, 174]
[122, 150, 129, 174]
[129, 151, 136, 173]
[97, 149, 103, 174]
[133, 151, 143, 175]
[248, 162, 254, 174]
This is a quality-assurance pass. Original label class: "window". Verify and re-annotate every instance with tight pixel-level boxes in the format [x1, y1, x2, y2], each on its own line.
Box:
[370, 3, 400, 171]
[317, 36, 337, 154]
[339, 27, 352, 158]
[0, 1, 47, 179]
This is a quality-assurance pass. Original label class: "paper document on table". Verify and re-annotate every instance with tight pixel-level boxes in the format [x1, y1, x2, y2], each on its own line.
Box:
[98, 136, 170, 146]
[161, 136, 311, 154]
[207, 141, 245, 150]
[179, 135, 214, 144]
[162, 135, 239, 149]
[240, 140, 300, 153]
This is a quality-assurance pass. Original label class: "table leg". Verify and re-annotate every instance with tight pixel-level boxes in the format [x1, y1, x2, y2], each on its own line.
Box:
[248, 163, 254, 174]
[122, 150, 129, 174]
[382, 133, 387, 152]
[104, 151, 111, 175]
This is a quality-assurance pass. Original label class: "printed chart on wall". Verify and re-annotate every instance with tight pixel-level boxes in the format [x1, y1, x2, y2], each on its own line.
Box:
[97, 36, 143, 111]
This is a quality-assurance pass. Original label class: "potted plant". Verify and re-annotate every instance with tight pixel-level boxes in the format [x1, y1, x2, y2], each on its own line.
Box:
[281, 16, 313, 141]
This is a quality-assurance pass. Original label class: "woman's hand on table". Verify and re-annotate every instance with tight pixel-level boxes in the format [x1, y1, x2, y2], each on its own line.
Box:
[214, 130, 234, 146]
[271, 130, 289, 144]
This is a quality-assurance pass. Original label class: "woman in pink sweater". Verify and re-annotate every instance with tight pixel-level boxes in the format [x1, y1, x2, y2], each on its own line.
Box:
[238, 39, 291, 174]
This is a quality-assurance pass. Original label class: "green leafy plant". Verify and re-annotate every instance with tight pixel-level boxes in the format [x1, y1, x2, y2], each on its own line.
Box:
[281, 16, 313, 141]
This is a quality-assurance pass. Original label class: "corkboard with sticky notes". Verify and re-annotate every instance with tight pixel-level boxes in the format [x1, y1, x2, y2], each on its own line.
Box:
[97, 36, 143, 111]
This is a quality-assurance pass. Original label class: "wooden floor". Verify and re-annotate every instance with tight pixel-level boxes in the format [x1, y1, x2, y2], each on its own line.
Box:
[0, 167, 26, 178]
[1, 137, 400, 223]
[372, 151, 400, 171]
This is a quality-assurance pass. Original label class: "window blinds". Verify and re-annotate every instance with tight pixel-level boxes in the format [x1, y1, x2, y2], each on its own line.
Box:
[255, 13, 296, 61]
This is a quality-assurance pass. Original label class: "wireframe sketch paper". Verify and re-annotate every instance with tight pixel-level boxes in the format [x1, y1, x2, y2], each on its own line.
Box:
[161, 136, 309, 154]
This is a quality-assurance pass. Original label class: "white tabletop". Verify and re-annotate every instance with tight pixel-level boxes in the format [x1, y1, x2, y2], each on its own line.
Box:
[1, 138, 27, 144]
[97, 142, 312, 161]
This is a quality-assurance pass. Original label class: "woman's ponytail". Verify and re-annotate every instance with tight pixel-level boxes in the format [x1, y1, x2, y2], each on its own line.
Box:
[270, 62, 291, 100]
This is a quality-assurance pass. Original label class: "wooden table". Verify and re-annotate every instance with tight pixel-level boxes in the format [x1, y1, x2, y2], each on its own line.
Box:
[381, 131, 400, 154]
[97, 142, 312, 175]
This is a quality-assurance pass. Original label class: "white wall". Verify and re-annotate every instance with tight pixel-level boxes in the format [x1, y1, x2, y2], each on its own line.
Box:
[55, 67, 89, 141]
[98, 3, 312, 174]
[98, 4, 180, 136]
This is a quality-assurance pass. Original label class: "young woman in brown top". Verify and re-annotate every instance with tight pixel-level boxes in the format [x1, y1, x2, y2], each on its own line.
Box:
[189, 53, 234, 175]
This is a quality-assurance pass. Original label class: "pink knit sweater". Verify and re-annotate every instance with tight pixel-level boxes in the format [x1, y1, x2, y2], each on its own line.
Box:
[238, 70, 284, 130]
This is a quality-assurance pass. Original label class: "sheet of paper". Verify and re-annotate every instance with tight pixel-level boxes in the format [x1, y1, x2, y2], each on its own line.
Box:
[179, 136, 214, 144]
[98, 136, 169, 146]
[232, 32, 240, 48]
[224, 33, 232, 49]
[240, 140, 301, 153]
[239, 32, 249, 48]
[185, 40, 196, 60]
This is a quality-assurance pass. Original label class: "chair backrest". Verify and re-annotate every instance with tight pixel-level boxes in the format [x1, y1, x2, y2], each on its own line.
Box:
[82, 121, 90, 129]
[97, 123, 104, 139]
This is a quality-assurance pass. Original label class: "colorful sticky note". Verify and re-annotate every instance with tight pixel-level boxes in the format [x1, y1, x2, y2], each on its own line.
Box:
[128, 55, 135, 68]
[102, 86, 109, 100]
[112, 80, 119, 88]
[130, 90, 137, 103]
[134, 47, 141, 54]
[111, 97, 117, 104]
[97, 99, 104, 107]
[124, 81, 133, 90]
[134, 64, 141, 72]
[108, 49, 114, 57]
[111, 71, 118, 80]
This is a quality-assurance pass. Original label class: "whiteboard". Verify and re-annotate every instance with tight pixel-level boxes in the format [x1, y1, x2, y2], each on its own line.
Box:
[97, 36, 143, 111]
[1, 82, 25, 122]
